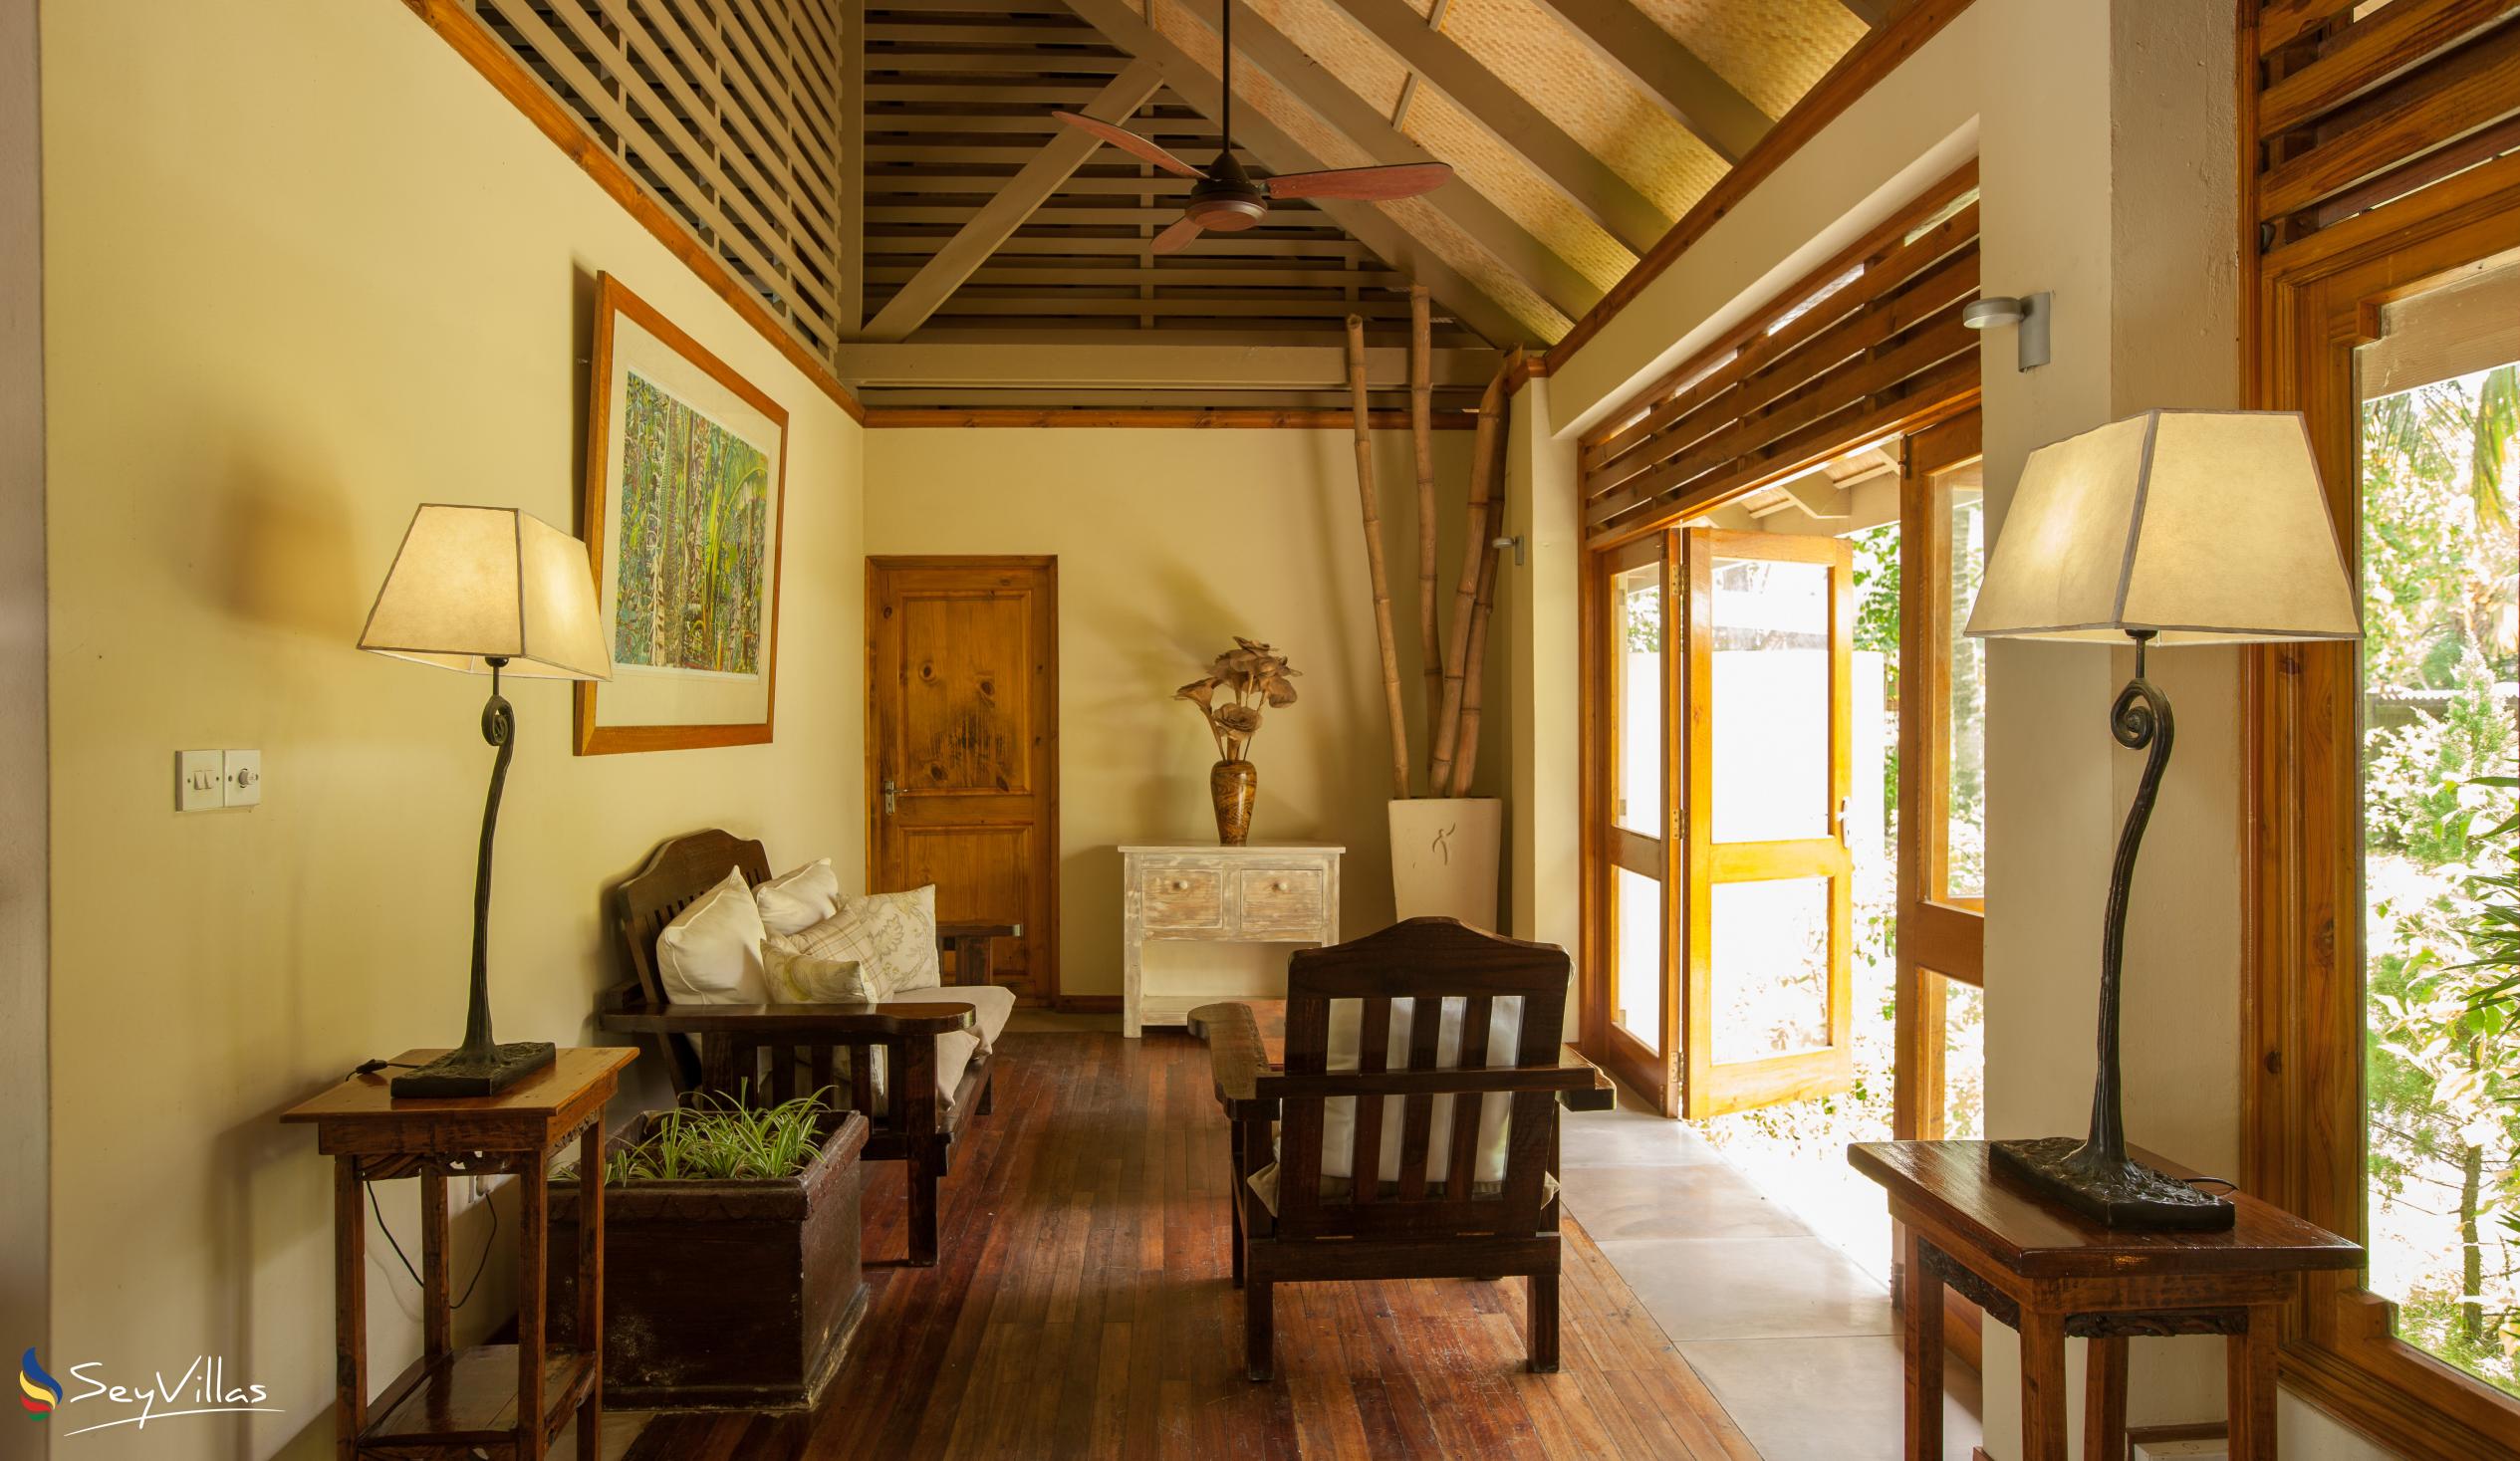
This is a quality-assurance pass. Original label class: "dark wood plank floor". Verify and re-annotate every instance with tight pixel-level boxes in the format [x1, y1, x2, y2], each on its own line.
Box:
[620, 1029, 1759, 1460]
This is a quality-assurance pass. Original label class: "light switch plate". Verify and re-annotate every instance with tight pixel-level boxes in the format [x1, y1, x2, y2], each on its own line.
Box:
[223, 749, 262, 808]
[176, 750, 223, 813]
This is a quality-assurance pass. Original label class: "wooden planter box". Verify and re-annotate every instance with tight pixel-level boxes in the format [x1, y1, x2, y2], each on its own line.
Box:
[547, 1109, 869, 1412]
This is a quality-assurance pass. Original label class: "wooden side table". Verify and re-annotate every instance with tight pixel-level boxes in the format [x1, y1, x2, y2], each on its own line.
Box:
[284, 1046, 636, 1460]
[1850, 1140, 2359, 1461]
[1121, 842, 1342, 1037]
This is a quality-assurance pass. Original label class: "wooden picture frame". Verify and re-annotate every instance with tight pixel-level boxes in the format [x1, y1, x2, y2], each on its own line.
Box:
[576, 273, 790, 755]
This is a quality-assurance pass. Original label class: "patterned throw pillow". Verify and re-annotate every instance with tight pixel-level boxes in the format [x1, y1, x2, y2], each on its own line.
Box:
[774, 885, 940, 999]
[760, 939, 873, 1004]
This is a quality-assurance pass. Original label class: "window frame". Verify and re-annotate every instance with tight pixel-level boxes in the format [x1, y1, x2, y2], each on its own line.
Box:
[2241, 156, 2520, 1458]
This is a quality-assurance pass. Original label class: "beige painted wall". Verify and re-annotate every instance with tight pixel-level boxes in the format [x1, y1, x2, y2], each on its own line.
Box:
[2, 3, 47, 1458]
[40, 1, 867, 1455]
[864, 427, 1507, 1001]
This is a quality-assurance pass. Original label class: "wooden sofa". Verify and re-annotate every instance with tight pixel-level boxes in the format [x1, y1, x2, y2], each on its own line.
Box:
[598, 829, 1017, 1265]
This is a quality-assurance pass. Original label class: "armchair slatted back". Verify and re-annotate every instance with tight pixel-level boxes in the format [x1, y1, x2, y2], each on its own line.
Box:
[1272, 918, 1570, 1243]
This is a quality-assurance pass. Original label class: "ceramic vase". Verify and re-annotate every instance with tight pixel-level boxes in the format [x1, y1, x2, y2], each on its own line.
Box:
[1211, 759, 1258, 846]
[1387, 797, 1503, 927]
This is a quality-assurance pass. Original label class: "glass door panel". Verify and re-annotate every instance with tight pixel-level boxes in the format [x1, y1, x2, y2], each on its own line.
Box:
[1681, 527, 1857, 1119]
[1590, 533, 1679, 1111]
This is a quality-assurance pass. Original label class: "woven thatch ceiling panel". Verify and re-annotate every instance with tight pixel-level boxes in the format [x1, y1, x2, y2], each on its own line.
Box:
[1632, 0, 1866, 120]
[1400, 86, 1636, 292]
[1433, 0, 1728, 218]
[1246, 0, 1412, 112]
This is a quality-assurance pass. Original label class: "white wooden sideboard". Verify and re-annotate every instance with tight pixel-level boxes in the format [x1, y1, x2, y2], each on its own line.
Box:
[1120, 843, 1344, 1037]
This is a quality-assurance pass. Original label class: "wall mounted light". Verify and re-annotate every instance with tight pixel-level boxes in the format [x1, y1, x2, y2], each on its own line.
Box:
[1964, 291, 2051, 372]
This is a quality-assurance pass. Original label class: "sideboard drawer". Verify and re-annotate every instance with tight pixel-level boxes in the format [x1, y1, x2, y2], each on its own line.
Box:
[1139, 865, 1225, 930]
[1237, 866, 1325, 935]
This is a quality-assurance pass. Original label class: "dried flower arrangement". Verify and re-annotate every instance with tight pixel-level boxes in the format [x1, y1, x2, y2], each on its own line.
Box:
[1175, 638, 1300, 762]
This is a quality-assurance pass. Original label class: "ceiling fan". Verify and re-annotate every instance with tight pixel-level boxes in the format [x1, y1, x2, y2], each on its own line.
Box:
[1052, 0, 1453, 254]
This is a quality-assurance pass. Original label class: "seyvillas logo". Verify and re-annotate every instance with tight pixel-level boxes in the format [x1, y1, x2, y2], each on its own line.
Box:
[33, 1353, 281, 1438]
[19, 1349, 60, 1419]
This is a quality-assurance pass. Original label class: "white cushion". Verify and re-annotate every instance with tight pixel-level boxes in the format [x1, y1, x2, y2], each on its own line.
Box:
[655, 867, 770, 1005]
[831, 984, 1016, 1111]
[755, 858, 843, 936]
[780, 885, 941, 998]
[760, 939, 872, 1004]
[1318, 995, 1525, 1185]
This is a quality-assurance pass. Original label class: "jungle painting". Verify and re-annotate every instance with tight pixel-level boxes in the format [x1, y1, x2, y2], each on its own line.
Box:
[612, 367, 771, 677]
[579, 273, 789, 755]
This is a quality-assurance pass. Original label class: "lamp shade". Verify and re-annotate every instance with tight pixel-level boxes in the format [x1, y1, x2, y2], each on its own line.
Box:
[1964, 409, 2361, 644]
[359, 504, 613, 679]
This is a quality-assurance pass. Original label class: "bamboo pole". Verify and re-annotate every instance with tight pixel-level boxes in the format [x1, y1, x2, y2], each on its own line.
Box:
[1427, 356, 1509, 794]
[1348, 314, 1413, 801]
[1409, 285, 1439, 775]
[1448, 408, 1511, 797]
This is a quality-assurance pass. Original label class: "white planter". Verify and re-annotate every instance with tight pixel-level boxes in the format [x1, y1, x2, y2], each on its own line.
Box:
[1387, 798, 1503, 929]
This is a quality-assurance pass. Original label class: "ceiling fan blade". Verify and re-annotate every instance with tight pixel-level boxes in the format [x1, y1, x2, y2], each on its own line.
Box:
[1150, 216, 1206, 255]
[1262, 161, 1454, 202]
[1051, 113, 1205, 180]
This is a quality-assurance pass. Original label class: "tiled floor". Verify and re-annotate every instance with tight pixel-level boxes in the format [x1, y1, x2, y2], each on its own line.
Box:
[1562, 1088, 1984, 1461]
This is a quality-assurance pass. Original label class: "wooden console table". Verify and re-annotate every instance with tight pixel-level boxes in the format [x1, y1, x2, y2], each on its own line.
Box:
[1849, 1139, 2359, 1461]
[284, 1047, 635, 1460]
[1122, 843, 1341, 1037]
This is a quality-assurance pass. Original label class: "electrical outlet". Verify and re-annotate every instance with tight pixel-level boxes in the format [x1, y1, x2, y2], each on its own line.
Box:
[175, 751, 223, 813]
[223, 749, 262, 808]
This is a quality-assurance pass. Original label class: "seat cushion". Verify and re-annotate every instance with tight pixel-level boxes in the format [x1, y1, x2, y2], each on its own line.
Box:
[1242, 1161, 1558, 1217]
[816, 984, 1015, 1115]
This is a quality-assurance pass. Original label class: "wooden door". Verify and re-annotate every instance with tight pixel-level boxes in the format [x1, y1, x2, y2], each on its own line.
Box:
[869, 557, 1059, 1003]
[1679, 528, 1856, 1119]
[1582, 532, 1682, 1112]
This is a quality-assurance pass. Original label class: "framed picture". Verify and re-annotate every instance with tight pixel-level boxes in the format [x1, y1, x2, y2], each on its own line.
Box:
[577, 273, 789, 755]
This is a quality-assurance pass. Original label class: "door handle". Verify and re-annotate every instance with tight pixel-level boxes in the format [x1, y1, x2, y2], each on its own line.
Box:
[883, 778, 898, 815]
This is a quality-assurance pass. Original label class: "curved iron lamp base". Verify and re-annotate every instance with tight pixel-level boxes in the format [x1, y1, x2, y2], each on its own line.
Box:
[1990, 1136, 2231, 1230]
[391, 659, 557, 1099]
[1983, 632, 2234, 1231]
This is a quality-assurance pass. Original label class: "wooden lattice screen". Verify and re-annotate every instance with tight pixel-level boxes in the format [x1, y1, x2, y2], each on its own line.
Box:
[2247, 0, 2520, 251]
[470, 0, 850, 361]
[1576, 159, 1980, 547]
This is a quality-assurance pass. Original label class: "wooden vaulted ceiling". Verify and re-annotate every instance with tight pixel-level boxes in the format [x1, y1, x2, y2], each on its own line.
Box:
[457, 0, 1885, 404]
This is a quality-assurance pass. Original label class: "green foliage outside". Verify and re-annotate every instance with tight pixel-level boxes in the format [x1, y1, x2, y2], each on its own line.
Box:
[2361, 365, 2520, 1394]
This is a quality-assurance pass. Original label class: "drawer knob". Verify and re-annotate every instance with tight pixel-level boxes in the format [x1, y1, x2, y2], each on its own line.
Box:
[1272, 881, 1289, 891]
[1170, 879, 1189, 890]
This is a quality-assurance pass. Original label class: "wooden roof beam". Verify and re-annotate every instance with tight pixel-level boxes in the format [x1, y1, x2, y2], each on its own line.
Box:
[1163, 0, 1605, 320]
[832, 340, 1503, 389]
[1056, 0, 1536, 344]
[856, 60, 1165, 341]
[1522, 0, 1772, 163]
[1323, 0, 1673, 253]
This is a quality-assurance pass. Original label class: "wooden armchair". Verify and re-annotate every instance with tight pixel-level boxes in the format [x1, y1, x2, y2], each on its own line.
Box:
[597, 830, 1018, 1266]
[1192, 918, 1612, 1381]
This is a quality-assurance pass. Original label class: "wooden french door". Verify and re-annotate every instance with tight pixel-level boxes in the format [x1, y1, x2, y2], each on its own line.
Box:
[1584, 527, 1859, 1117]
[868, 556, 1059, 1003]
[1586, 534, 1681, 1110]
[1678, 528, 1858, 1118]
[1891, 413, 1988, 1140]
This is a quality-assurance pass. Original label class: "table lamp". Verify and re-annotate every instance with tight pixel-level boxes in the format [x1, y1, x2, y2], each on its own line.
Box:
[358, 504, 613, 1097]
[1965, 409, 2359, 1228]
